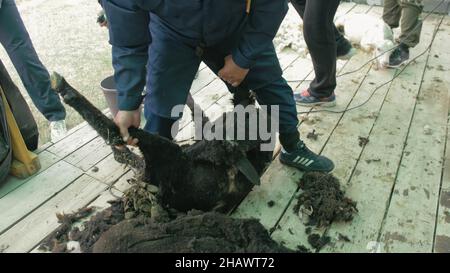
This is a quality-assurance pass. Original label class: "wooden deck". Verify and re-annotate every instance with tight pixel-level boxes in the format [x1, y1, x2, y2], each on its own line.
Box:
[1, 3, 450, 253]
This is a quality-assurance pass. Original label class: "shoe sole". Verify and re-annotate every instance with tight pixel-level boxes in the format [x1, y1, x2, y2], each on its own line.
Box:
[386, 59, 409, 69]
[296, 100, 336, 108]
[279, 157, 334, 173]
[337, 48, 357, 60]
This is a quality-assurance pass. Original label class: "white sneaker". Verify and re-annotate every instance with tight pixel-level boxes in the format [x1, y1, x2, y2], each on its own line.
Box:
[50, 120, 67, 142]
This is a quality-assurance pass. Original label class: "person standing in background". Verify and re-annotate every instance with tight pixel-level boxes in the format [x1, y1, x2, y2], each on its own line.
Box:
[290, 0, 356, 107]
[0, 0, 67, 142]
[383, 0, 423, 67]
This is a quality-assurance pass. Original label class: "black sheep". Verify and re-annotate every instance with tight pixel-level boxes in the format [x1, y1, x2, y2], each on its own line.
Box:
[50, 73, 272, 213]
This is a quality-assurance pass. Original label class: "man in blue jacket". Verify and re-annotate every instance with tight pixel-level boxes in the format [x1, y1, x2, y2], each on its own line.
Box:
[101, 0, 334, 173]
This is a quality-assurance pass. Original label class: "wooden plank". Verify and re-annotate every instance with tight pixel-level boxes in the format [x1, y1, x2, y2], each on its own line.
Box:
[47, 124, 98, 158]
[85, 153, 129, 185]
[34, 142, 53, 155]
[176, 105, 195, 131]
[29, 186, 123, 254]
[44, 108, 110, 150]
[64, 136, 112, 171]
[190, 66, 217, 96]
[435, 91, 450, 253]
[233, 5, 373, 231]
[191, 79, 229, 112]
[272, 65, 391, 250]
[176, 92, 236, 142]
[433, 41, 450, 253]
[176, 79, 229, 134]
[290, 8, 394, 252]
[88, 187, 123, 210]
[316, 75, 395, 251]
[176, 66, 221, 129]
[176, 101, 230, 142]
[268, 50, 373, 249]
[284, 55, 315, 92]
[0, 175, 108, 253]
[335, 2, 357, 18]
[432, 16, 450, 254]
[0, 160, 83, 234]
[377, 15, 448, 253]
[0, 151, 61, 199]
[316, 14, 441, 253]
[278, 48, 303, 71]
[271, 7, 394, 252]
[322, 69, 393, 186]
[111, 170, 134, 193]
[42, 108, 105, 150]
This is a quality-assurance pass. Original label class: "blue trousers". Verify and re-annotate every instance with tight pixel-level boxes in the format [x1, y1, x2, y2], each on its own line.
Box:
[144, 21, 299, 141]
[0, 0, 66, 121]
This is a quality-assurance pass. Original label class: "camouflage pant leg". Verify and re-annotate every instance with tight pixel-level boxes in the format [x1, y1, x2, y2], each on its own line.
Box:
[383, 0, 402, 28]
[398, 0, 424, 48]
[383, 0, 423, 48]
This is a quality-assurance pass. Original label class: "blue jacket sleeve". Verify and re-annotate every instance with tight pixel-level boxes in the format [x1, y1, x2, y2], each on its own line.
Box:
[232, 0, 288, 69]
[101, 0, 156, 111]
[112, 45, 148, 111]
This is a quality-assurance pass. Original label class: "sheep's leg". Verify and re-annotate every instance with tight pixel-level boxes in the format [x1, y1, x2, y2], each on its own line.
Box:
[50, 72, 124, 147]
[50, 72, 189, 183]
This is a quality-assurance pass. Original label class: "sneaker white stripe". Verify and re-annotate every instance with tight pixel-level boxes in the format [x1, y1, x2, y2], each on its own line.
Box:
[292, 157, 315, 166]
[299, 158, 309, 165]
[305, 159, 314, 167]
[297, 157, 306, 164]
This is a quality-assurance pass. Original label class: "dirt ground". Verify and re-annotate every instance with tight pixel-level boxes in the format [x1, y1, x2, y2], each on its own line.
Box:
[0, 0, 112, 144]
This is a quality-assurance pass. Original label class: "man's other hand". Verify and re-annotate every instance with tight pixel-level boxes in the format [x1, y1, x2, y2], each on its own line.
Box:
[97, 10, 108, 28]
[218, 55, 249, 87]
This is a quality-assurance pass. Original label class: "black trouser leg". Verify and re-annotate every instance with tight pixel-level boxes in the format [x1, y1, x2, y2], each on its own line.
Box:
[290, 0, 346, 46]
[290, 0, 341, 98]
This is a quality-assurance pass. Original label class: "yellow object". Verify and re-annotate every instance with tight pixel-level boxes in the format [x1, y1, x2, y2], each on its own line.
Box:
[246, 0, 252, 14]
[0, 86, 40, 178]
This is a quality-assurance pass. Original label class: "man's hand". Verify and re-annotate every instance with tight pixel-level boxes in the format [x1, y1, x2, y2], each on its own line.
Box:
[97, 10, 108, 28]
[114, 110, 140, 146]
[218, 55, 250, 87]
